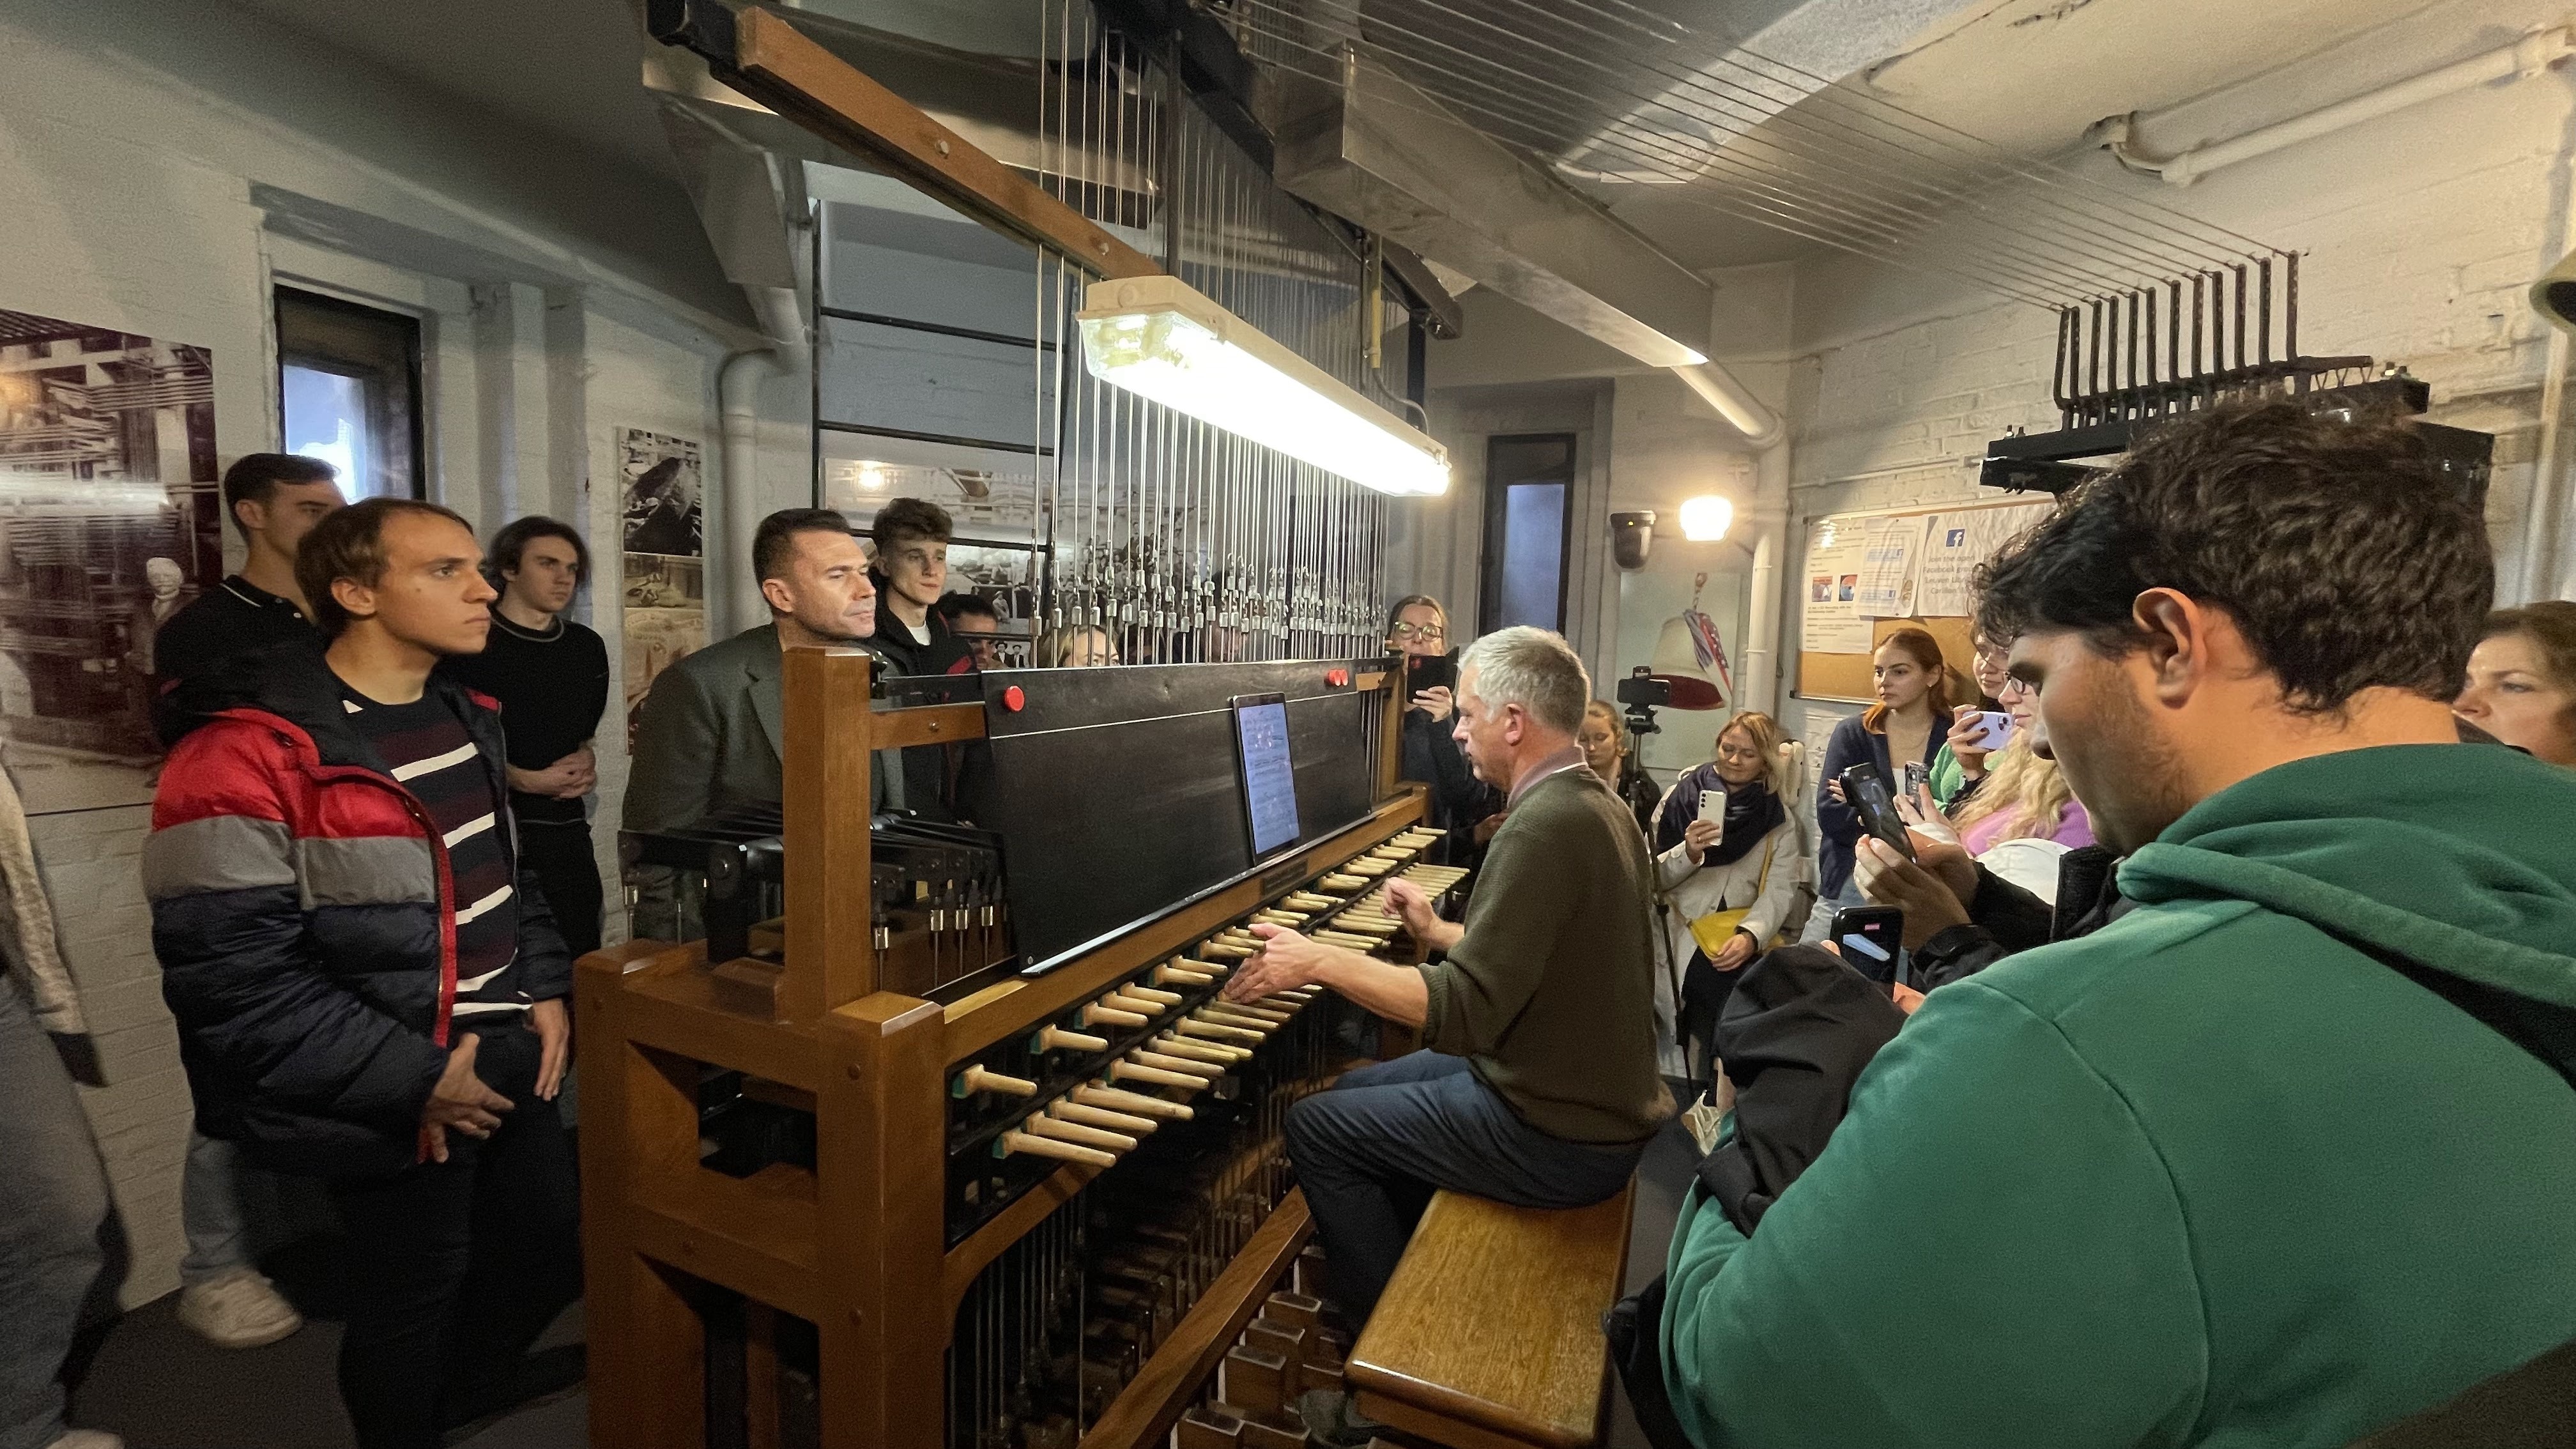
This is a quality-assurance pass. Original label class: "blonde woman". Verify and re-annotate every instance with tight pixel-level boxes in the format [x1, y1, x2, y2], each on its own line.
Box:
[1033, 624, 1116, 668]
[1648, 711, 1800, 1081]
[1947, 677, 2092, 856]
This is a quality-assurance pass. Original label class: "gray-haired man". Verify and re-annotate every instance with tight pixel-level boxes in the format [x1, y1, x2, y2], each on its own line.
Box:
[1227, 626, 1672, 1340]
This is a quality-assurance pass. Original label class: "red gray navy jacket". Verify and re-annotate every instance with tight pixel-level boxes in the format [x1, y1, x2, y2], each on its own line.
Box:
[144, 643, 572, 1177]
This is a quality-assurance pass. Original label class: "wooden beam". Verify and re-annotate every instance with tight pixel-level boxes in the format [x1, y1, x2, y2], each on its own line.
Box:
[675, 4, 1161, 280]
[783, 646, 879, 1020]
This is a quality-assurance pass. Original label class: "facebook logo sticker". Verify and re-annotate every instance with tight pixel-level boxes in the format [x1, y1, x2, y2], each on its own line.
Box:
[1945, 528, 1966, 546]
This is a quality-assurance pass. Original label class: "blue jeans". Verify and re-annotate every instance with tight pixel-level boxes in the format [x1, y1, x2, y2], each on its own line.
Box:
[0, 976, 111, 1449]
[1285, 1051, 1644, 1326]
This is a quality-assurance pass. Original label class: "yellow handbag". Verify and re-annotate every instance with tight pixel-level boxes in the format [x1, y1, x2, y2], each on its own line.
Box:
[1686, 836, 1778, 960]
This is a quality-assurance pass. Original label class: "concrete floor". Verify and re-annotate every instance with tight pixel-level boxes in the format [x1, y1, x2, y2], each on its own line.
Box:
[66, 1119, 1699, 1449]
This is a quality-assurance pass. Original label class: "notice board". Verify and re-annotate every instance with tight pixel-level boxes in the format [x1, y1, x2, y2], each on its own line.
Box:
[1796, 498, 2056, 703]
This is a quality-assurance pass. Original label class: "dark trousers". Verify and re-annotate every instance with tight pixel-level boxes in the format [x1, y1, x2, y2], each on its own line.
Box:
[323, 1027, 581, 1449]
[517, 818, 602, 959]
[1284, 1051, 1644, 1326]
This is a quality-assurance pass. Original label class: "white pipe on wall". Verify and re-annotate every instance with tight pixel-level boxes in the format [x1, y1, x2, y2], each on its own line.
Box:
[715, 284, 811, 636]
[1740, 441, 1791, 717]
[2099, 25, 2576, 186]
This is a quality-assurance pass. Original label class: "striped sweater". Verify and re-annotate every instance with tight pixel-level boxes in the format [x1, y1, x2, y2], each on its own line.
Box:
[144, 643, 571, 1176]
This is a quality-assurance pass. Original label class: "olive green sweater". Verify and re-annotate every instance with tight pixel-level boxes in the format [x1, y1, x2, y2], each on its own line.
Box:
[1417, 767, 1674, 1144]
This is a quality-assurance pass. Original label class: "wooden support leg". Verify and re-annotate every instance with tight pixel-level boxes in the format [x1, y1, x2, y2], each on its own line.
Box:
[579, 954, 712, 1449]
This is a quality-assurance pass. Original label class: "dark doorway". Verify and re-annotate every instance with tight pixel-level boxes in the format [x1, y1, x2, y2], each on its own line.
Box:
[1478, 433, 1575, 635]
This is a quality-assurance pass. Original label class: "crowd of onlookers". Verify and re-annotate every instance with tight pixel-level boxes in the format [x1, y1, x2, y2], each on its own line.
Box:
[13, 395, 2576, 1449]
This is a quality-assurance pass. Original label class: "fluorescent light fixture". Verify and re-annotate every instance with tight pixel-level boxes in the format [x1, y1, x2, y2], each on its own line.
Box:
[1077, 275, 1450, 497]
[1679, 494, 1733, 542]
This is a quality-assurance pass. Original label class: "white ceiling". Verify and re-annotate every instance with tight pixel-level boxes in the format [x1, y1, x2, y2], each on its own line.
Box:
[217, 0, 2481, 286]
[1591, 0, 2457, 270]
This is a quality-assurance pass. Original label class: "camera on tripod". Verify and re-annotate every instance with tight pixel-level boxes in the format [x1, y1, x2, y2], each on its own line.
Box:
[1616, 666, 1670, 738]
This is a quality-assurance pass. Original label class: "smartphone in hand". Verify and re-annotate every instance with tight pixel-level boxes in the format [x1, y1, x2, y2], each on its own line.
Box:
[1966, 710, 2013, 751]
[1837, 763, 1916, 861]
[1829, 905, 1904, 986]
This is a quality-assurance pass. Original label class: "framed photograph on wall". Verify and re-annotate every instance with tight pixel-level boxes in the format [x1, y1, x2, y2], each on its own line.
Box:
[0, 307, 222, 815]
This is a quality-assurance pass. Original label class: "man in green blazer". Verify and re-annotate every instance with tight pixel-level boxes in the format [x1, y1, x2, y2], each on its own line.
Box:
[624, 508, 880, 941]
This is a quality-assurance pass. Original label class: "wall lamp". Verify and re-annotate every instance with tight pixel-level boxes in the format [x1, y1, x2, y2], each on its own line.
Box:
[1679, 494, 1734, 542]
[1078, 275, 1451, 497]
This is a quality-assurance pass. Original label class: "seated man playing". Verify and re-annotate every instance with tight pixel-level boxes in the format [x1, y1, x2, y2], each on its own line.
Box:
[1227, 626, 1671, 1347]
[1661, 402, 2576, 1448]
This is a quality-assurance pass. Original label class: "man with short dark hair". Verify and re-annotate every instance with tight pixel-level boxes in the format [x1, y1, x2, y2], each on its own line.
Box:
[145, 452, 345, 1353]
[864, 496, 952, 675]
[624, 508, 883, 939]
[148, 498, 578, 1449]
[1662, 403, 2576, 1448]
[443, 517, 611, 958]
[929, 592, 1002, 672]
[150, 452, 344, 744]
[1229, 626, 1669, 1355]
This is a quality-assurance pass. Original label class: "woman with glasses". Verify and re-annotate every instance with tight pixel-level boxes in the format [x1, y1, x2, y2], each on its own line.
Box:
[1929, 633, 2011, 808]
[1385, 595, 1501, 862]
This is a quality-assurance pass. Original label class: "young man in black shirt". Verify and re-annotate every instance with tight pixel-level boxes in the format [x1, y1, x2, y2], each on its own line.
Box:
[443, 517, 611, 958]
[148, 451, 344, 1353]
[151, 452, 345, 746]
[864, 496, 953, 675]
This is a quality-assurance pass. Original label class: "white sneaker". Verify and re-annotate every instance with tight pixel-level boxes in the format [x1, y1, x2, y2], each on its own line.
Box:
[47, 1431, 126, 1449]
[176, 1267, 303, 1349]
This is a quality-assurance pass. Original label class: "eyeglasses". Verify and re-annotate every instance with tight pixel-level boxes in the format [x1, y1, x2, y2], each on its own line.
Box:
[1390, 622, 1446, 641]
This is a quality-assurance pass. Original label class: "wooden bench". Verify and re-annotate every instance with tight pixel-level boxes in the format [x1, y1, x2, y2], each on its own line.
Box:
[1344, 1183, 1636, 1449]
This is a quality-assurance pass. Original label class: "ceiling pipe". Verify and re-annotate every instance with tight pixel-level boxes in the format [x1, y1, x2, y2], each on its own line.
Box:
[1673, 362, 1784, 448]
[2092, 24, 2576, 186]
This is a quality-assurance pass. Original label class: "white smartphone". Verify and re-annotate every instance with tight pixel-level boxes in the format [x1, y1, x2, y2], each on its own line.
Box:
[1698, 786, 1726, 824]
[1969, 710, 2014, 751]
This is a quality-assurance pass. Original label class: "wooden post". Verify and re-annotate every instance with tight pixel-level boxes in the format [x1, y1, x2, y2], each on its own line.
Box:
[1377, 666, 1407, 804]
[783, 646, 878, 1021]
[579, 945, 713, 1449]
[815, 992, 950, 1449]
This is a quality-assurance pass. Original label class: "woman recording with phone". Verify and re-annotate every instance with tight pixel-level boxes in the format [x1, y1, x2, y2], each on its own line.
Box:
[1811, 629, 1952, 914]
[1386, 595, 1501, 862]
[1648, 712, 1799, 1082]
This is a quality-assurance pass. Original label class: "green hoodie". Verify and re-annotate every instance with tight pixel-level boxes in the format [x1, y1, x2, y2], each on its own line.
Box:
[1662, 743, 2576, 1448]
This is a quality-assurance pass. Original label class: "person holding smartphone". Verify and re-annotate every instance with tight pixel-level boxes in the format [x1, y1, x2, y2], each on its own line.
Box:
[1928, 632, 2011, 807]
[1646, 712, 1799, 1082]
[1386, 595, 1501, 861]
[1811, 629, 1952, 918]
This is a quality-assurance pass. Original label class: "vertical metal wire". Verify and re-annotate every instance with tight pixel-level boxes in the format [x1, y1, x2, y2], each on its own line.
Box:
[1032, 8, 1386, 664]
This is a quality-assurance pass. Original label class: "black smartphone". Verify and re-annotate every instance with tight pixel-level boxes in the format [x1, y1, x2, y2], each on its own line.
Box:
[1406, 650, 1457, 701]
[1837, 762, 1916, 861]
[1829, 905, 1904, 986]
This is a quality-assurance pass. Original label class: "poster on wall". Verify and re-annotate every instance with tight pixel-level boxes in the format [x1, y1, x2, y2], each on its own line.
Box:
[0, 307, 222, 815]
[1910, 502, 2053, 618]
[618, 427, 707, 744]
[1852, 515, 1921, 617]
[1800, 516, 1873, 654]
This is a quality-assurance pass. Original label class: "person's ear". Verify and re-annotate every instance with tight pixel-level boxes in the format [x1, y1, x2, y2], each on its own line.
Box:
[760, 576, 796, 616]
[2132, 587, 2205, 707]
[233, 496, 264, 534]
[330, 575, 378, 626]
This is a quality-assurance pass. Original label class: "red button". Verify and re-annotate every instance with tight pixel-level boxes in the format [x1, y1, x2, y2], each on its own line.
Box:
[1002, 685, 1026, 712]
[1326, 668, 1350, 687]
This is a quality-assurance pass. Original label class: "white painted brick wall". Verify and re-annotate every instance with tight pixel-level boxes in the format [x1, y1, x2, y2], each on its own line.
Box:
[1772, 59, 2576, 754]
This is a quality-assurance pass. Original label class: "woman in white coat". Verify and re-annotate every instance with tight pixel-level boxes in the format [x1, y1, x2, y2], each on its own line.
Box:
[1648, 711, 1802, 1082]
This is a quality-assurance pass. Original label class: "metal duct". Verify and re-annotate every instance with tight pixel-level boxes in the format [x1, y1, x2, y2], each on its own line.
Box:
[1272, 44, 1713, 369]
